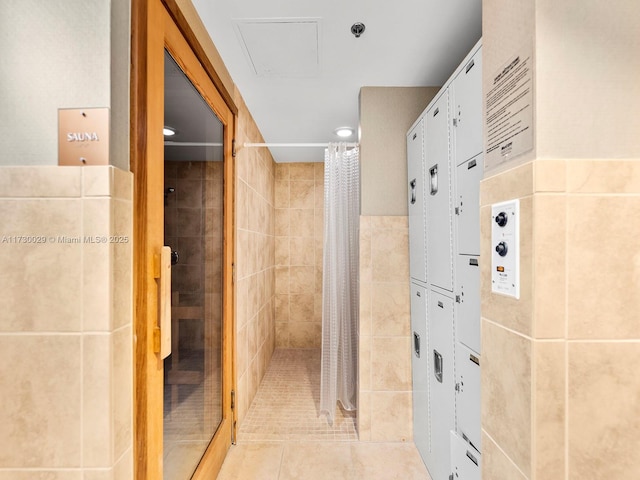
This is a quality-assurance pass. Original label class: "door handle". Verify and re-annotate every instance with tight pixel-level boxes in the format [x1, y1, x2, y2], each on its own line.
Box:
[466, 450, 479, 466]
[434, 349, 443, 383]
[154, 246, 172, 359]
[410, 178, 417, 204]
[414, 332, 421, 358]
[429, 165, 438, 196]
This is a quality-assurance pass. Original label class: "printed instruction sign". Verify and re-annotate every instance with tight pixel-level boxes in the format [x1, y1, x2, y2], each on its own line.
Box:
[485, 50, 533, 167]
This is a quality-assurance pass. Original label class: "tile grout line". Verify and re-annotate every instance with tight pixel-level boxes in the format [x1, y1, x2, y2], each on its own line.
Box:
[277, 441, 286, 480]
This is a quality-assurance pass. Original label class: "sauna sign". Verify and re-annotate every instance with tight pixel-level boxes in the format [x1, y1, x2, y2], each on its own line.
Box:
[58, 107, 109, 166]
[485, 49, 533, 168]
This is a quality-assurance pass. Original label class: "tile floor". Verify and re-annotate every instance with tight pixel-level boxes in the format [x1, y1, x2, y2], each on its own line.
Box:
[239, 349, 357, 441]
[218, 349, 431, 479]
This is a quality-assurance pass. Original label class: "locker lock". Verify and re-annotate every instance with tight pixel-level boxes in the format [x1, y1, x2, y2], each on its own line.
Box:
[495, 211, 508, 227]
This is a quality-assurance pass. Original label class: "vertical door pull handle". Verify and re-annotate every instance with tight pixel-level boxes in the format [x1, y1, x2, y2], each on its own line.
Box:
[410, 178, 417, 204]
[434, 349, 443, 383]
[414, 332, 421, 358]
[465, 59, 475, 74]
[154, 246, 172, 359]
[429, 165, 438, 196]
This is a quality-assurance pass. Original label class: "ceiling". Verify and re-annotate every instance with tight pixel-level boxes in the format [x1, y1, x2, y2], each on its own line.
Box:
[187, 0, 482, 163]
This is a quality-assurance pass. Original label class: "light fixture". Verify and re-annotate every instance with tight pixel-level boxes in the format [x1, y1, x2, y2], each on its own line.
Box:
[335, 127, 354, 138]
[163, 126, 176, 136]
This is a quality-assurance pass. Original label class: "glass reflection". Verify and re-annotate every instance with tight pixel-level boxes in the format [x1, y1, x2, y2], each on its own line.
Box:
[163, 50, 224, 479]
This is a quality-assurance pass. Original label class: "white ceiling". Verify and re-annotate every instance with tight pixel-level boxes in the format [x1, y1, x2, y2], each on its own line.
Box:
[191, 0, 482, 163]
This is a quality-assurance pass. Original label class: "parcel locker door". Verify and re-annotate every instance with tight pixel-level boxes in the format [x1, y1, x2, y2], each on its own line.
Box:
[426, 91, 453, 292]
[408, 120, 427, 283]
[455, 342, 481, 452]
[410, 282, 430, 461]
[450, 431, 481, 480]
[456, 154, 483, 256]
[452, 48, 483, 166]
[428, 290, 455, 480]
[455, 255, 481, 354]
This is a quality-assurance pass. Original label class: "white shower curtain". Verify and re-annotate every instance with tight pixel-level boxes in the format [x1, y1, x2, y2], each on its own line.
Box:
[320, 143, 360, 425]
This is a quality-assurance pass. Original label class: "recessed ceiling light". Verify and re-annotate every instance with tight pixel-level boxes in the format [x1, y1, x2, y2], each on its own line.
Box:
[163, 126, 176, 136]
[335, 127, 354, 138]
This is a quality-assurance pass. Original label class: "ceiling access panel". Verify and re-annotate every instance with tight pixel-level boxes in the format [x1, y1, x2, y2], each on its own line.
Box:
[233, 18, 321, 78]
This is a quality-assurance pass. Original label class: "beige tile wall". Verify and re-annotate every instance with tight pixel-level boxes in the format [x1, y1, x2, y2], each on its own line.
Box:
[274, 163, 324, 348]
[480, 159, 640, 479]
[164, 160, 224, 352]
[234, 94, 277, 428]
[482, 2, 640, 476]
[0, 166, 133, 479]
[358, 216, 412, 442]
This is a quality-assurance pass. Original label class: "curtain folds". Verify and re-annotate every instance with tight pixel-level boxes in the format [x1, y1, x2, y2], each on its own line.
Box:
[319, 143, 360, 425]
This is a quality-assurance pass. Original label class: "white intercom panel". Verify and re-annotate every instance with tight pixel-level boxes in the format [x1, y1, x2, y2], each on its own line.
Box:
[491, 199, 520, 299]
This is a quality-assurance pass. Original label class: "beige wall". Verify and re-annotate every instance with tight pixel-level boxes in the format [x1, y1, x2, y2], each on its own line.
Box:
[483, 0, 640, 174]
[480, 160, 640, 480]
[359, 87, 439, 216]
[274, 163, 324, 348]
[357, 86, 439, 442]
[0, 0, 130, 170]
[234, 94, 277, 429]
[358, 216, 413, 441]
[481, 1, 640, 478]
[0, 166, 133, 478]
[534, 0, 640, 160]
[0, 2, 132, 475]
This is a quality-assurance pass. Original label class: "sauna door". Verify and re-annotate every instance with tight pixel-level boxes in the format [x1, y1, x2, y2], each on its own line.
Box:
[132, 2, 236, 478]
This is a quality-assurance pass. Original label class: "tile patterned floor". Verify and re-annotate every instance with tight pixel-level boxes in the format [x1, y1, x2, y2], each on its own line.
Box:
[239, 349, 357, 441]
[219, 348, 432, 480]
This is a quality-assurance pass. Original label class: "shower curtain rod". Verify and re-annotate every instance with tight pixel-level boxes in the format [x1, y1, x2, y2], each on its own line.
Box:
[164, 141, 223, 146]
[243, 142, 359, 148]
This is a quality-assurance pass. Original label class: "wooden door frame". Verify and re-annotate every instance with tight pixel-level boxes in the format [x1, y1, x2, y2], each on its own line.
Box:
[131, 1, 237, 478]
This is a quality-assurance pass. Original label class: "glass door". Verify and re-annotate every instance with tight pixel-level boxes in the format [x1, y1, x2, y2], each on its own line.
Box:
[132, 3, 235, 478]
[162, 50, 226, 479]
